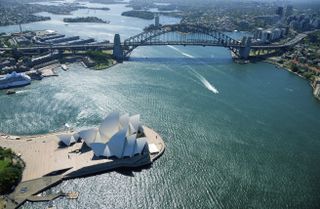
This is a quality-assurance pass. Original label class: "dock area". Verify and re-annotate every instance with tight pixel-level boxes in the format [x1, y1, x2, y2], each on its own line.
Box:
[38, 64, 59, 77]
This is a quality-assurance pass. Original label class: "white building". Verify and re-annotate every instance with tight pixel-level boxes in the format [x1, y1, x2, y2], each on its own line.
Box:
[58, 133, 79, 146]
[71, 112, 149, 159]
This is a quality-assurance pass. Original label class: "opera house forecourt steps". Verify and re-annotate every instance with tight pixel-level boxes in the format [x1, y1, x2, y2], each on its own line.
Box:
[1, 112, 165, 209]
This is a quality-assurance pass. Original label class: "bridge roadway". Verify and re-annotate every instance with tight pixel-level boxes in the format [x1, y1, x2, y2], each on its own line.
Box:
[0, 43, 114, 52]
[123, 41, 241, 47]
[251, 33, 307, 50]
[0, 32, 308, 52]
[0, 41, 241, 52]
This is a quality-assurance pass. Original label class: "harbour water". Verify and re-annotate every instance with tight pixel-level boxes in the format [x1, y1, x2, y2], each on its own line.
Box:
[1, 2, 320, 209]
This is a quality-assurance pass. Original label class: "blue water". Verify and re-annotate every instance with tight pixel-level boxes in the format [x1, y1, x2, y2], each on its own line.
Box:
[0, 2, 320, 209]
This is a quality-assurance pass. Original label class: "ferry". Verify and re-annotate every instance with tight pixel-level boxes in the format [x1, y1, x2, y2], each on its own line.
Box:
[6, 89, 16, 95]
[0, 71, 31, 90]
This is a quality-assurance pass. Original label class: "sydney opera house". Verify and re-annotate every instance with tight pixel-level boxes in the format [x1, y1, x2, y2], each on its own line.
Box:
[58, 112, 157, 159]
[1, 112, 164, 207]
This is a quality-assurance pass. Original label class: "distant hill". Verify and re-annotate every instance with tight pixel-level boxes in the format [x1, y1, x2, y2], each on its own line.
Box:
[121, 11, 155, 20]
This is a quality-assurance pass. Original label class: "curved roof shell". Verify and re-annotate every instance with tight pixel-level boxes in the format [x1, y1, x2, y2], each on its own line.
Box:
[99, 112, 120, 142]
[78, 128, 98, 147]
[58, 134, 76, 146]
[122, 134, 137, 158]
[134, 137, 148, 155]
[106, 126, 128, 158]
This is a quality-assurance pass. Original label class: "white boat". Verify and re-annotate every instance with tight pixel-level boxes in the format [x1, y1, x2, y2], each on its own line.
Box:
[0, 71, 31, 90]
[61, 64, 68, 71]
[6, 89, 16, 95]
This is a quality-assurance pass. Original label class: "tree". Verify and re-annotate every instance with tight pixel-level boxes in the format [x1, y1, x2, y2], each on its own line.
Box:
[0, 147, 24, 194]
[290, 63, 299, 72]
[308, 33, 319, 43]
[303, 71, 315, 80]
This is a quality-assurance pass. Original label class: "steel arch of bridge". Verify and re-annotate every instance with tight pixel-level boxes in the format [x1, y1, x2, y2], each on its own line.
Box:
[123, 24, 242, 57]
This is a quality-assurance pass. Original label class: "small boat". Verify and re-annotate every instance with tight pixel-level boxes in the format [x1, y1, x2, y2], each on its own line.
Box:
[61, 64, 68, 71]
[6, 89, 16, 95]
[66, 191, 79, 199]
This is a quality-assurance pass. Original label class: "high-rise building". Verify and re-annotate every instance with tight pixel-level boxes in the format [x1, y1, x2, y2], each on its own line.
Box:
[276, 7, 284, 17]
[285, 5, 293, 17]
[155, 14, 160, 28]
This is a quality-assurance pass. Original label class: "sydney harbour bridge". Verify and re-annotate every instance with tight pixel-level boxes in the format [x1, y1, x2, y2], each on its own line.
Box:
[0, 24, 306, 61]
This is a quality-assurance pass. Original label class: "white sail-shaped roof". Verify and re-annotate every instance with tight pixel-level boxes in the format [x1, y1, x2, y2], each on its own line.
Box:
[119, 113, 129, 128]
[103, 145, 111, 157]
[106, 126, 127, 158]
[74, 112, 149, 159]
[58, 134, 69, 146]
[99, 112, 120, 142]
[70, 135, 76, 144]
[93, 131, 104, 144]
[90, 143, 106, 157]
[129, 114, 140, 131]
[122, 134, 137, 158]
[58, 134, 76, 146]
[128, 122, 136, 135]
[73, 132, 80, 142]
[134, 137, 148, 155]
[78, 128, 98, 147]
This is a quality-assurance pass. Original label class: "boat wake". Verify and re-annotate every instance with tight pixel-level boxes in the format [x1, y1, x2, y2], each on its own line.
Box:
[167, 45, 195, 58]
[166, 46, 219, 94]
[190, 69, 219, 94]
[16, 90, 29, 94]
[285, 88, 294, 92]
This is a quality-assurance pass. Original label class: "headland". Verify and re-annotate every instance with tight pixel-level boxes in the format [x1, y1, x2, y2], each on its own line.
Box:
[0, 126, 165, 209]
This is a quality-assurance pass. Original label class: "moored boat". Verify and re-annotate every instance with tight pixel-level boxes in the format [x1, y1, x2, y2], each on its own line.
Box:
[0, 71, 31, 90]
[61, 64, 68, 71]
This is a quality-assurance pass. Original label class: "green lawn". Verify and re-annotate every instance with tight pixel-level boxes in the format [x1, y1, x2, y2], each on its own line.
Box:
[85, 50, 115, 70]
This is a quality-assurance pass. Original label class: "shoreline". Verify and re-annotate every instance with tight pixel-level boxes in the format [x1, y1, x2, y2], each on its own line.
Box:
[0, 58, 118, 92]
[264, 58, 320, 101]
[91, 60, 118, 70]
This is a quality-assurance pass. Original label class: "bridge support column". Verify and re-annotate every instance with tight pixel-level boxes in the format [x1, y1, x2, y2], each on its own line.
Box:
[239, 36, 251, 60]
[113, 34, 124, 63]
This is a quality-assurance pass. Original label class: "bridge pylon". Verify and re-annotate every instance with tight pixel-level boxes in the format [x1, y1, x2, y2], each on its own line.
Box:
[113, 34, 124, 62]
[239, 36, 252, 60]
